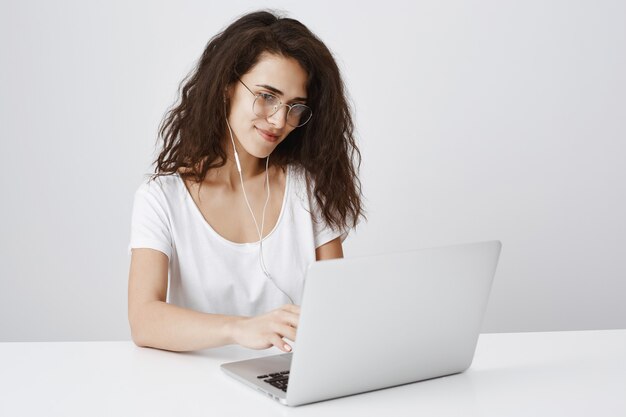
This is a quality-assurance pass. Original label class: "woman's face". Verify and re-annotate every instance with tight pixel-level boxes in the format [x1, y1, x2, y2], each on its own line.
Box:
[226, 52, 308, 159]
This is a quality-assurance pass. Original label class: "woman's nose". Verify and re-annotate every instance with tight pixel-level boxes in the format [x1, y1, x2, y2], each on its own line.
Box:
[267, 105, 288, 128]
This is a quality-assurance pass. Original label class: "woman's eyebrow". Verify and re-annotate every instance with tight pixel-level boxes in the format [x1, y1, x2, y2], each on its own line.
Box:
[255, 84, 307, 101]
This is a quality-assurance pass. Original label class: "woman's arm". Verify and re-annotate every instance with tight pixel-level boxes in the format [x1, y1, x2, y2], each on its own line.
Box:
[315, 236, 344, 261]
[128, 248, 299, 352]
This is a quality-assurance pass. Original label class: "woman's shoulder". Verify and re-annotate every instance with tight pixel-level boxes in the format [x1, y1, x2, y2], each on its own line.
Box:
[286, 163, 315, 207]
[135, 172, 184, 199]
[286, 163, 308, 185]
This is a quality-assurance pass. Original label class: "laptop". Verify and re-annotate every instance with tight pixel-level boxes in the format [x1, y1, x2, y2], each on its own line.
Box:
[221, 240, 502, 406]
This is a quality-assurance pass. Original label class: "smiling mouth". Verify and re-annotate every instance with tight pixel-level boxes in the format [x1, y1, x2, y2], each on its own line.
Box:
[256, 127, 279, 142]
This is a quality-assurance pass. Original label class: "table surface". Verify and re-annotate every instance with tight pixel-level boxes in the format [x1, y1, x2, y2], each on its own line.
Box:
[1, 329, 625, 417]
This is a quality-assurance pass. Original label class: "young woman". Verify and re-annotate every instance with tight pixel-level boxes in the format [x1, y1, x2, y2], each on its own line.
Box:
[128, 10, 364, 353]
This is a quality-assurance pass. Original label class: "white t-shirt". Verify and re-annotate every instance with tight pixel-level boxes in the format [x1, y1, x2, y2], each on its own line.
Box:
[128, 165, 346, 316]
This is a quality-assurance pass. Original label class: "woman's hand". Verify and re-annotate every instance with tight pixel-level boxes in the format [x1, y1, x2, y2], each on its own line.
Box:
[231, 304, 300, 352]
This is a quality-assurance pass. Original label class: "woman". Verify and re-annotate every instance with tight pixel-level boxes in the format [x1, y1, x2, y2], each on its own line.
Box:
[128, 10, 364, 353]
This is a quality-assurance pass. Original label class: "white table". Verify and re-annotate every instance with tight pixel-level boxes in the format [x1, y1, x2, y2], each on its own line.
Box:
[1, 330, 625, 416]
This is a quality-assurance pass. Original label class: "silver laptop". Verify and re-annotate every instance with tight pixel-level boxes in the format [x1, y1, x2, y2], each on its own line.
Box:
[221, 240, 502, 406]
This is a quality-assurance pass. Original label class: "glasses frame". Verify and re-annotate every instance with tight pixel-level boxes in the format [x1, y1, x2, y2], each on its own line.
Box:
[237, 78, 312, 128]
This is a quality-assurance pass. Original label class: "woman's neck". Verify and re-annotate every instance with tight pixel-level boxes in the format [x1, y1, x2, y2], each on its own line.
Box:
[204, 144, 268, 190]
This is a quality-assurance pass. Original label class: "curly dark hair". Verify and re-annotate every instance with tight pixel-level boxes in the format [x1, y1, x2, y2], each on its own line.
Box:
[154, 10, 364, 232]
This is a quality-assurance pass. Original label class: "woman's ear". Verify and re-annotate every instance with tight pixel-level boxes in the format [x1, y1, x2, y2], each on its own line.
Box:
[224, 84, 234, 103]
[222, 84, 233, 115]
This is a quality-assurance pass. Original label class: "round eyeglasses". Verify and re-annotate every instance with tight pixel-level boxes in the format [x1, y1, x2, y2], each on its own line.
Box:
[238, 79, 313, 128]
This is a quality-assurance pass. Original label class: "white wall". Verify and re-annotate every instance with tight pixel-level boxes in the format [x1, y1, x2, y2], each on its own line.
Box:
[1, 0, 624, 341]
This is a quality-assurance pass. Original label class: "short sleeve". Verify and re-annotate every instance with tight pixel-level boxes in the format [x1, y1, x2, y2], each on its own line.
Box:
[128, 180, 173, 259]
[309, 191, 349, 249]
[313, 222, 348, 248]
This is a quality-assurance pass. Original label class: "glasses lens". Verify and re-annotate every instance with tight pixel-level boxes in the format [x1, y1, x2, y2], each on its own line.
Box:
[287, 104, 313, 127]
[253, 94, 279, 118]
[253, 94, 312, 128]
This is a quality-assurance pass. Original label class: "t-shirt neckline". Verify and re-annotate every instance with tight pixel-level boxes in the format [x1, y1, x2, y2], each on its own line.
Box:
[176, 165, 291, 247]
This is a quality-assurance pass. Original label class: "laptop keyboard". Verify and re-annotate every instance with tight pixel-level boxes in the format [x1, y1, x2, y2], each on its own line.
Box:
[257, 371, 290, 392]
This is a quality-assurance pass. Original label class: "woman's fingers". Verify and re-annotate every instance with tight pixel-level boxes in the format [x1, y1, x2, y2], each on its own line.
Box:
[281, 304, 301, 315]
[274, 323, 297, 342]
[271, 334, 292, 352]
[233, 305, 301, 351]
[279, 310, 300, 330]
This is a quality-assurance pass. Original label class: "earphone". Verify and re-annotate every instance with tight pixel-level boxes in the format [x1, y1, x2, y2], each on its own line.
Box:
[225, 117, 295, 305]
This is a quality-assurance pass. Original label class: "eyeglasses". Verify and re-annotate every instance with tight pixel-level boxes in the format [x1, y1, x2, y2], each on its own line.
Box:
[238, 79, 313, 128]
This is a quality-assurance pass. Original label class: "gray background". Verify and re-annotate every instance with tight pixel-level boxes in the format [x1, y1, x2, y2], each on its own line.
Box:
[1, 0, 624, 342]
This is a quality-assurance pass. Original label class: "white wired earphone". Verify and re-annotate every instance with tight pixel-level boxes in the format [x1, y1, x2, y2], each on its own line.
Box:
[225, 117, 295, 304]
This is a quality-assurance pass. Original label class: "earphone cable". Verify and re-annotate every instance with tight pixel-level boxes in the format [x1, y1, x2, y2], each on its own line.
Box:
[225, 118, 294, 304]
